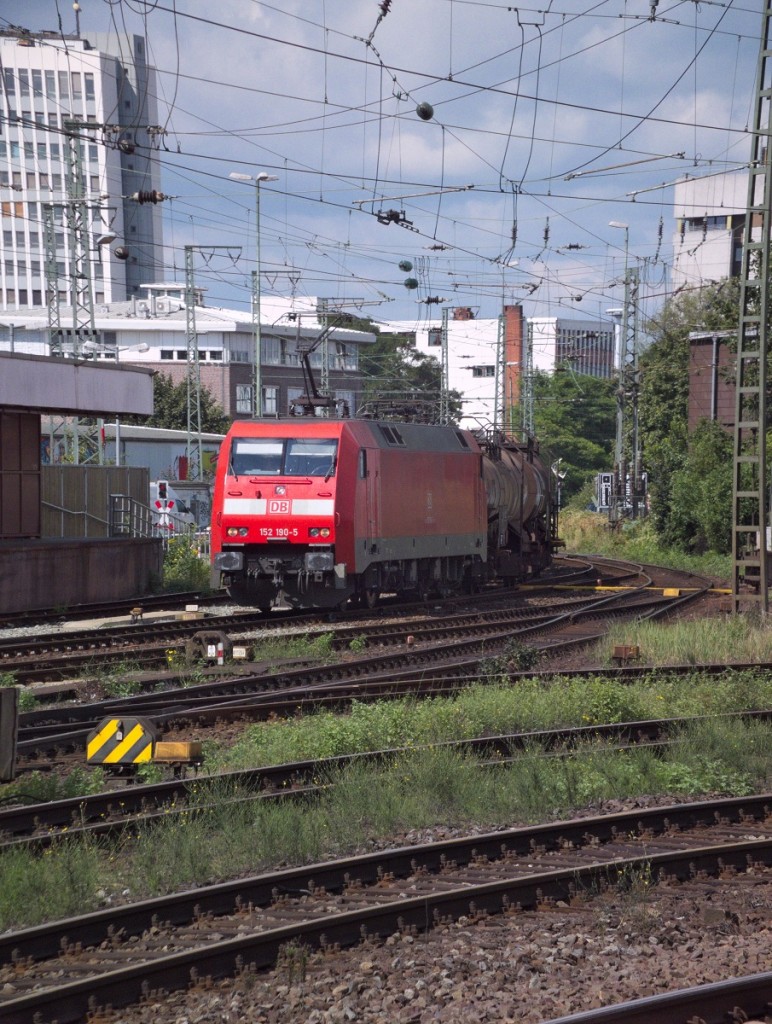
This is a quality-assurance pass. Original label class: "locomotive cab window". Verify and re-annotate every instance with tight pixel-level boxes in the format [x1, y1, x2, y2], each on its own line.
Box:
[285, 438, 337, 477]
[229, 437, 338, 477]
[230, 439, 284, 476]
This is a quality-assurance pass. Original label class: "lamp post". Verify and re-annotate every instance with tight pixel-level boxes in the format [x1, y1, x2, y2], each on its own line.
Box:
[229, 171, 279, 418]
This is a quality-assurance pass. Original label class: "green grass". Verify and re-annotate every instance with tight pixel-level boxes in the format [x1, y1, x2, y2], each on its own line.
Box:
[204, 669, 771, 771]
[602, 615, 772, 666]
[0, 715, 768, 932]
[559, 509, 732, 580]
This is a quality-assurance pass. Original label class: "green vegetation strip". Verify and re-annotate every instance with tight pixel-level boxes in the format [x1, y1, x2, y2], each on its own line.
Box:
[0, 666, 769, 933]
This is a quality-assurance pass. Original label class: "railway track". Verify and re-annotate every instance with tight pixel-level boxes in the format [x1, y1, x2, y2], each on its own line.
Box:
[12, 569, 715, 766]
[0, 556, 645, 673]
[9, 712, 771, 848]
[0, 793, 768, 1024]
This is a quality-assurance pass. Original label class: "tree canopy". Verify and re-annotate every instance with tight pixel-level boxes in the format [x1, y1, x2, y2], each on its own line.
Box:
[524, 369, 616, 501]
[639, 278, 739, 547]
[125, 372, 231, 434]
[360, 329, 463, 423]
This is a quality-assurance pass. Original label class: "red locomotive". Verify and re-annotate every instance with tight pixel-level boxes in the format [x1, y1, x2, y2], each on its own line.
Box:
[210, 418, 555, 610]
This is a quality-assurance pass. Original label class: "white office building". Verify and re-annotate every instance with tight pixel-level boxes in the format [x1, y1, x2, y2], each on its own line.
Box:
[528, 317, 616, 378]
[671, 171, 747, 290]
[0, 25, 163, 310]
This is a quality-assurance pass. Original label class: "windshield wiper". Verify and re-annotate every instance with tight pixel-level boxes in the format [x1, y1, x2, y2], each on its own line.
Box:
[324, 456, 337, 482]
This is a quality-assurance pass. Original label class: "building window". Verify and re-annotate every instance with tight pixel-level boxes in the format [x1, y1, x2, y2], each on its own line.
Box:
[262, 336, 281, 365]
[45, 71, 56, 98]
[263, 386, 278, 415]
[18, 70, 29, 97]
[84, 74, 95, 101]
[209, 350, 223, 361]
[71, 72, 82, 99]
[236, 384, 252, 414]
[160, 350, 174, 360]
[32, 70, 43, 97]
[472, 365, 495, 377]
[3, 70, 15, 95]
[427, 327, 442, 347]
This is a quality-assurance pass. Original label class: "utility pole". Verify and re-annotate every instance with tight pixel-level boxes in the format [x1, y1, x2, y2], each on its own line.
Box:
[608, 221, 640, 525]
[440, 307, 450, 424]
[184, 246, 203, 482]
[493, 314, 505, 432]
[731, 0, 772, 615]
[229, 171, 278, 418]
[184, 245, 241, 479]
[521, 321, 534, 437]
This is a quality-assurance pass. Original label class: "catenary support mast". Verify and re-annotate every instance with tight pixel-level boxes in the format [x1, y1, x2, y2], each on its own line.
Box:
[731, 0, 772, 615]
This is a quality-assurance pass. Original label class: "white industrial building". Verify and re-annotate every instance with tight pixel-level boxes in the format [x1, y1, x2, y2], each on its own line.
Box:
[0, 285, 376, 421]
[671, 170, 747, 290]
[0, 24, 163, 309]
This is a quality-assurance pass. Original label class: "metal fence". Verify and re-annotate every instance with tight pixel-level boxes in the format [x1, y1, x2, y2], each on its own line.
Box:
[41, 465, 149, 538]
[109, 493, 201, 551]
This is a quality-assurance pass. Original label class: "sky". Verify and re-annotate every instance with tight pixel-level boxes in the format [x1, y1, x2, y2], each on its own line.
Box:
[3, 0, 765, 328]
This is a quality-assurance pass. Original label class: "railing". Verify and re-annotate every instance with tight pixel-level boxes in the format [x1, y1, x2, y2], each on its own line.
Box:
[109, 494, 198, 550]
[41, 500, 112, 536]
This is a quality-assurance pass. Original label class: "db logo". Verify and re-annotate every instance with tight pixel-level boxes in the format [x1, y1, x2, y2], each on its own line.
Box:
[268, 499, 291, 514]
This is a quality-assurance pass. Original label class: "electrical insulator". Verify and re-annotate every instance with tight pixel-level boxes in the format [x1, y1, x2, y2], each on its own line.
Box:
[131, 190, 166, 204]
[398, 260, 413, 272]
[404, 278, 419, 290]
[114, 246, 129, 260]
[416, 102, 434, 121]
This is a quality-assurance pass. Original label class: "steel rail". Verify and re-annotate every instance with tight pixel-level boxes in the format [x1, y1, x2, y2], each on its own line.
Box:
[0, 807, 768, 1024]
[541, 972, 772, 1024]
[8, 712, 771, 846]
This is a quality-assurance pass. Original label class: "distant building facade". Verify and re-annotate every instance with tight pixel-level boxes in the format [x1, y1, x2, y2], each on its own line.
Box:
[0, 25, 163, 309]
[528, 317, 615, 378]
[672, 171, 747, 291]
[0, 285, 376, 420]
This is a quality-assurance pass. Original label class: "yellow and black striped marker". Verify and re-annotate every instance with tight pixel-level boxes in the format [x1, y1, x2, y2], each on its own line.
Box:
[87, 717, 156, 765]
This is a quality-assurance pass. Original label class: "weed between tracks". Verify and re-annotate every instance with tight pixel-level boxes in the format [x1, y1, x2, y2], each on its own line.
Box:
[0, 710, 769, 932]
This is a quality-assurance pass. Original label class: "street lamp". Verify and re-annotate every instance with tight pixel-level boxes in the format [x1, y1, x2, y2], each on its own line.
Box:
[229, 171, 279, 417]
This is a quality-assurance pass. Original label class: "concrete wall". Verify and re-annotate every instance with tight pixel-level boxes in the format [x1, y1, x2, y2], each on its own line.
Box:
[0, 537, 163, 614]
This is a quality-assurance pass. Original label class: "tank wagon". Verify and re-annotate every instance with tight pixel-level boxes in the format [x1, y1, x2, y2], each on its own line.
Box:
[210, 418, 555, 610]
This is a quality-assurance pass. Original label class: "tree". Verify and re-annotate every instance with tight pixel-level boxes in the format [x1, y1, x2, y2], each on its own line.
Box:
[126, 373, 231, 434]
[360, 330, 463, 423]
[523, 370, 616, 502]
[667, 419, 733, 553]
[639, 278, 740, 541]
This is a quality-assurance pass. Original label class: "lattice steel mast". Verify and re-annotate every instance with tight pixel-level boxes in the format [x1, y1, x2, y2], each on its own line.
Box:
[731, 0, 772, 614]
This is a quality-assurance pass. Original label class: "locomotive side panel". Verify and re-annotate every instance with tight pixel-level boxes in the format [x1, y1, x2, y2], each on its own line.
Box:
[210, 420, 552, 608]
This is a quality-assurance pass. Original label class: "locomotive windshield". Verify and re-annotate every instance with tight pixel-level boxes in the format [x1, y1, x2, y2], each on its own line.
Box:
[230, 437, 338, 478]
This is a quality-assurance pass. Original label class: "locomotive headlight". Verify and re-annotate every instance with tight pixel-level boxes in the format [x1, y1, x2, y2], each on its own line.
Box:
[320, 527, 331, 538]
[308, 527, 331, 538]
[309, 528, 320, 537]
[226, 527, 249, 537]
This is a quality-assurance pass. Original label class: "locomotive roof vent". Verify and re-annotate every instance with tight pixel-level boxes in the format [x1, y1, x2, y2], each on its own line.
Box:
[379, 425, 406, 446]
